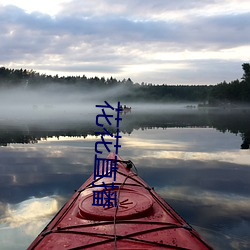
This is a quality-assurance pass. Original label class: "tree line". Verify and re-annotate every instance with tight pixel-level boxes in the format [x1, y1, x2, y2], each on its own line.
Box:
[0, 63, 249, 104]
[208, 63, 250, 105]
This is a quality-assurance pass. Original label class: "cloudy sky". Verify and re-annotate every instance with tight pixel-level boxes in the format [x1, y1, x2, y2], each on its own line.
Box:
[0, 0, 250, 85]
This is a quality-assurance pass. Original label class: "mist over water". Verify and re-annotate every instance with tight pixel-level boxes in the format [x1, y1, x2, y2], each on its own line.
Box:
[1, 84, 250, 148]
[0, 84, 197, 125]
[0, 85, 96, 122]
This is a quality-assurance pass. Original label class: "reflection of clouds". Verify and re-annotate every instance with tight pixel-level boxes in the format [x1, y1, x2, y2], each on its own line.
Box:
[154, 150, 250, 166]
[194, 223, 250, 250]
[122, 129, 187, 149]
[0, 196, 59, 230]
[0, 196, 62, 250]
[122, 127, 243, 152]
[123, 138, 185, 150]
[0, 139, 96, 205]
[43, 135, 98, 142]
[157, 186, 250, 216]
[0, 127, 249, 250]
[0, 202, 7, 218]
[157, 186, 250, 249]
[5, 140, 95, 176]
[121, 128, 249, 166]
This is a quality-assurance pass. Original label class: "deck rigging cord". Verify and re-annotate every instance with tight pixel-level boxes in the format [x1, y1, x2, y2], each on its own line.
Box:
[113, 159, 138, 250]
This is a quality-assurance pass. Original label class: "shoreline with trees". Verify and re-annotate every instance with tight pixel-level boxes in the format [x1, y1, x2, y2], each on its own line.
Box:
[0, 63, 249, 105]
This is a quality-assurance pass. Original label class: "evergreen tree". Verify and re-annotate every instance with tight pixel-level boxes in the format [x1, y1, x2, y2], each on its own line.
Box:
[242, 63, 250, 83]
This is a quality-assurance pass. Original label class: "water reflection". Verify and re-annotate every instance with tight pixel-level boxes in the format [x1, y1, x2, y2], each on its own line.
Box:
[0, 196, 62, 250]
[0, 107, 250, 249]
[0, 107, 250, 149]
[1, 196, 59, 228]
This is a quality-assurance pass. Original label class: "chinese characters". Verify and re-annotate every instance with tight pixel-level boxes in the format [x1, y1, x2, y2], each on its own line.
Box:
[92, 101, 122, 208]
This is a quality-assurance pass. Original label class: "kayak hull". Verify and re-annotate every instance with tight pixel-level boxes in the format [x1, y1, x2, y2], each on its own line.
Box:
[28, 152, 212, 249]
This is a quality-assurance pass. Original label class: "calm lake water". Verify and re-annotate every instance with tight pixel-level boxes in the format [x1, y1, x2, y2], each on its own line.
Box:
[0, 104, 250, 249]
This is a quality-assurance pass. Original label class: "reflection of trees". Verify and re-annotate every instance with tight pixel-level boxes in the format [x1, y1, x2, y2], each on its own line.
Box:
[241, 134, 250, 149]
[0, 123, 97, 146]
[0, 133, 38, 146]
[0, 109, 250, 149]
[200, 109, 250, 149]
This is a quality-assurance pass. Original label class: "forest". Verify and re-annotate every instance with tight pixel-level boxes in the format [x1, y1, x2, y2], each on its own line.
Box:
[0, 63, 249, 104]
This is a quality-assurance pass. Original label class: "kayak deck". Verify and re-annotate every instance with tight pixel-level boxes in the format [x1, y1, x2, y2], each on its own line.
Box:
[28, 152, 213, 249]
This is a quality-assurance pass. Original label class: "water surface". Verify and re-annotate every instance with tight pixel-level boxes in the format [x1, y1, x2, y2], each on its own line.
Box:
[0, 105, 250, 249]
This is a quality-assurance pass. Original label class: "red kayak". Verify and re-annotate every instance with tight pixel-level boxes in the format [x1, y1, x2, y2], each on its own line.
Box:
[28, 152, 213, 249]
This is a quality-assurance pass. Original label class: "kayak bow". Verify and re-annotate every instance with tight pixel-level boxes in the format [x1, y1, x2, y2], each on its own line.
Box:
[28, 152, 213, 249]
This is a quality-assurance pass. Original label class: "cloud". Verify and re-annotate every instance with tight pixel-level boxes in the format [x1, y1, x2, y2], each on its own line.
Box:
[0, 1, 250, 84]
[58, 0, 237, 19]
